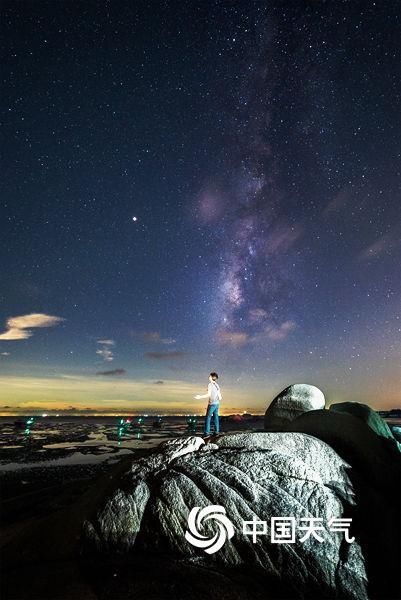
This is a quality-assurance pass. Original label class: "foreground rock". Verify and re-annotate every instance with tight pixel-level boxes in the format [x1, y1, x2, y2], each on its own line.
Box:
[264, 383, 325, 430]
[82, 433, 367, 600]
[284, 409, 401, 600]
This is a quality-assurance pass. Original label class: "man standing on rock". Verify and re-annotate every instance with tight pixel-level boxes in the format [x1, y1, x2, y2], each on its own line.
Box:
[194, 372, 222, 437]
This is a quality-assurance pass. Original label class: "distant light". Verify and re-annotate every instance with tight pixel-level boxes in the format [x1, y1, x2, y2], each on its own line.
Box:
[42, 413, 48, 417]
[132, 216, 138, 221]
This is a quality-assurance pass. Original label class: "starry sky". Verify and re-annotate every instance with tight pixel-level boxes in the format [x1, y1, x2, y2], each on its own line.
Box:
[1, 0, 400, 416]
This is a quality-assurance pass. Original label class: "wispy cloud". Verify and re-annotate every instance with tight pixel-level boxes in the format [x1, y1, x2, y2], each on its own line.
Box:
[145, 351, 185, 360]
[161, 338, 176, 345]
[0, 328, 30, 341]
[96, 348, 114, 361]
[357, 233, 398, 262]
[141, 331, 176, 344]
[142, 331, 160, 342]
[323, 186, 352, 217]
[264, 320, 297, 341]
[1, 352, 10, 356]
[0, 313, 65, 341]
[215, 319, 296, 348]
[215, 329, 250, 348]
[248, 308, 269, 324]
[96, 339, 115, 362]
[96, 368, 126, 376]
[264, 223, 303, 255]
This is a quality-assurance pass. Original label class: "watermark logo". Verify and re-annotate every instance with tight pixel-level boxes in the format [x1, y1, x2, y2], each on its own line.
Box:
[185, 505, 355, 553]
[185, 505, 235, 554]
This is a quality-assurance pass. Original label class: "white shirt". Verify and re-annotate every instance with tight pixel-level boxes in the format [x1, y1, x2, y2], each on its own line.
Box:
[208, 381, 222, 405]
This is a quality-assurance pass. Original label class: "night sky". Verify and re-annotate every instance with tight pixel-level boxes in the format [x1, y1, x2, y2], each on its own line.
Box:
[1, 0, 400, 415]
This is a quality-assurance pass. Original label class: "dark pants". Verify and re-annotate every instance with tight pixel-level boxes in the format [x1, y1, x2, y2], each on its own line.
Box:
[204, 403, 219, 435]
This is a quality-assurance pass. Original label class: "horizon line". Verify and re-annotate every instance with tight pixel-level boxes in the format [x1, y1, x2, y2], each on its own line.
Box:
[1, 408, 400, 418]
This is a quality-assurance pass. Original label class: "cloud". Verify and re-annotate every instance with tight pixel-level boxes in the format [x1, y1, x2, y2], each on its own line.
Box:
[0, 313, 65, 341]
[7, 314, 64, 328]
[215, 329, 250, 348]
[145, 351, 185, 360]
[142, 331, 161, 342]
[248, 308, 269, 324]
[264, 320, 296, 341]
[0, 328, 31, 340]
[96, 339, 115, 362]
[264, 224, 303, 255]
[141, 331, 176, 344]
[1, 352, 11, 356]
[323, 186, 352, 217]
[160, 338, 176, 345]
[96, 368, 126, 376]
[154, 380, 164, 384]
[96, 348, 114, 362]
[357, 233, 398, 262]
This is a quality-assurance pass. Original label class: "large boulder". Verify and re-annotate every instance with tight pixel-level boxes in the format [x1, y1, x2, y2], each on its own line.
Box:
[284, 409, 401, 600]
[81, 433, 368, 600]
[264, 384, 325, 430]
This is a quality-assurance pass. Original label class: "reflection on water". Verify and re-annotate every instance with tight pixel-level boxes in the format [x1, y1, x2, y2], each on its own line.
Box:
[0, 415, 209, 471]
[186, 415, 198, 434]
[0, 448, 134, 471]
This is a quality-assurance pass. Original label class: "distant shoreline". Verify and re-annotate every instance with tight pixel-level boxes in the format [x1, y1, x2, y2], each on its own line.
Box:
[0, 413, 265, 419]
[1, 410, 400, 419]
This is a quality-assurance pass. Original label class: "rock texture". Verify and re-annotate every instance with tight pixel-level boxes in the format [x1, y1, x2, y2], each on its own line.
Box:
[264, 383, 325, 430]
[82, 433, 368, 600]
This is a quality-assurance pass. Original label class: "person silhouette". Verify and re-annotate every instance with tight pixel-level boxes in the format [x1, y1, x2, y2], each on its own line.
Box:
[194, 372, 222, 437]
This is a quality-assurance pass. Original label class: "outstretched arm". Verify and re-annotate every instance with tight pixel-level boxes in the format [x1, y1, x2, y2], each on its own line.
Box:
[194, 384, 211, 400]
